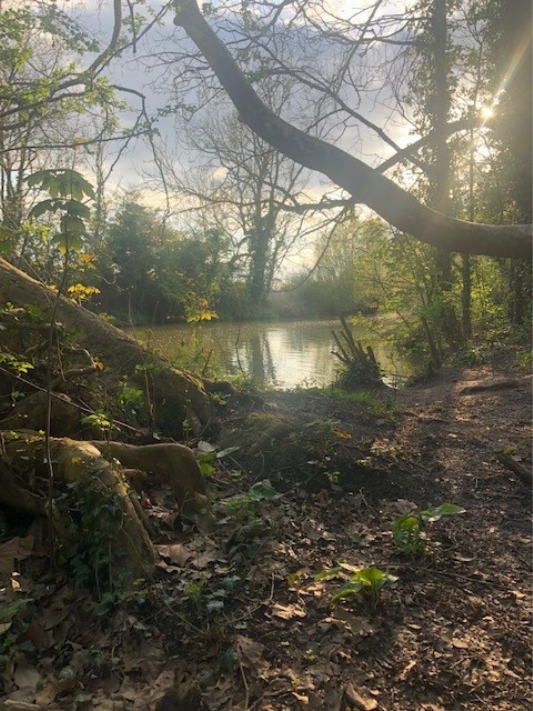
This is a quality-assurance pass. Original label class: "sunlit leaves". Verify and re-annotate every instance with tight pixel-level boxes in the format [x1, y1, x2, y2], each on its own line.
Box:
[420, 502, 466, 523]
[27, 169, 95, 201]
[185, 298, 219, 323]
[315, 564, 397, 609]
[393, 502, 466, 556]
[26, 169, 94, 255]
[67, 283, 101, 305]
[0, 352, 34, 376]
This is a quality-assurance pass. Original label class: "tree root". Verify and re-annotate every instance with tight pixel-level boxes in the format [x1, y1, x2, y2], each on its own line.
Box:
[0, 433, 213, 583]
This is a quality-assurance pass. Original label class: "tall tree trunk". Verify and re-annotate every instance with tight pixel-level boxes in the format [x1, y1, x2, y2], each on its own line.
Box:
[429, 0, 462, 351]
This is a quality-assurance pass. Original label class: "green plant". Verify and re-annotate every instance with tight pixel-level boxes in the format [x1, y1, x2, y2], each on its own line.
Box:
[27, 169, 94, 254]
[316, 564, 397, 610]
[56, 479, 129, 601]
[0, 597, 34, 663]
[514, 349, 533, 370]
[330, 388, 399, 419]
[81, 411, 115, 437]
[119, 383, 145, 412]
[392, 502, 466, 556]
[0, 352, 34, 376]
[218, 480, 276, 520]
[217, 481, 278, 561]
[181, 418, 192, 444]
[195, 445, 239, 477]
[452, 346, 491, 367]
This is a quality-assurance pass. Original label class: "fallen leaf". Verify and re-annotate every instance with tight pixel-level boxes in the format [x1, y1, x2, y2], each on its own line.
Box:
[344, 682, 378, 710]
[452, 638, 469, 649]
[272, 603, 306, 620]
[235, 635, 265, 668]
[156, 543, 193, 567]
[333, 428, 352, 440]
[13, 662, 40, 691]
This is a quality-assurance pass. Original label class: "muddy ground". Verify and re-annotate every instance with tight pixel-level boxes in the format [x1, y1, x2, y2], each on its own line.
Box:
[1, 349, 531, 710]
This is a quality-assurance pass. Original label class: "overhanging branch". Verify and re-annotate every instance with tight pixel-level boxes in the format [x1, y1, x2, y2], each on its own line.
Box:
[173, 0, 531, 259]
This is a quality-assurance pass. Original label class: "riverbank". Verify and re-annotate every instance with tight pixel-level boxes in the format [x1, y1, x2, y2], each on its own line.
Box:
[1, 348, 531, 710]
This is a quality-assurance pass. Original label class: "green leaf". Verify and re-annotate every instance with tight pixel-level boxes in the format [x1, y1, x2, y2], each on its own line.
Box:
[330, 581, 363, 602]
[52, 232, 84, 254]
[26, 169, 51, 188]
[29, 199, 54, 219]
[358, 566, 398, 588]
[421, 503, 466, 523]
[60, 214, 86, 235]
[206, 599, 225, 612]
[0, 598, 31, 621]
[217, 445, 240, 459]
[338, 561, 362, 575]
[64, 199, 91, 219]
[248, 481, 276, 500]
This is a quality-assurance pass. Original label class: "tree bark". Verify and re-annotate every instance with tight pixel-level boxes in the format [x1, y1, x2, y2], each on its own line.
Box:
[173, 0, 531, 260]
[0, 257, 216, 438]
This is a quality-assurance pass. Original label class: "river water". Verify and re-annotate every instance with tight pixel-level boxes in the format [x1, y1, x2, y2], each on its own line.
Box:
[131, 319, 414, 390]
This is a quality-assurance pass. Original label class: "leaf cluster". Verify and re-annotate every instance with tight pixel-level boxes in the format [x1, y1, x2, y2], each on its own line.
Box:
[393, 502, 466, 556]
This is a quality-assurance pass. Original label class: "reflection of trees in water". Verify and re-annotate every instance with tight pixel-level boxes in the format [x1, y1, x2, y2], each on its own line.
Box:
[132, 320, 416, 388]
[243, 334, 276, 388]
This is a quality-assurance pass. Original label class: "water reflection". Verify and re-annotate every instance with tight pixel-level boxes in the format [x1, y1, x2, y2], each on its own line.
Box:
[131, 319, 414, 389]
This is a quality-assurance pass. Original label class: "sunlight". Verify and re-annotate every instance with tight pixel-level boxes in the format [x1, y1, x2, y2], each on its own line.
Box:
[493, 26, 532, 103]
[480, 105, 494, 121]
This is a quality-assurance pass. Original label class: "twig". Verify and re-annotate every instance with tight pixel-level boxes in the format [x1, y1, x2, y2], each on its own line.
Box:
[495, 452, 532, 486]
[239, 657, 251, 711]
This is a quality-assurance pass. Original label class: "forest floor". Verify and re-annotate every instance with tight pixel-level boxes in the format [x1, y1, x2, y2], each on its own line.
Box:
[1, 348, 531, 711]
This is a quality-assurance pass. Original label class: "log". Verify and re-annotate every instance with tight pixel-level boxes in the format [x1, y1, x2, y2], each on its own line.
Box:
[0, 258, 216, 438]
[495, 452, 532, 487]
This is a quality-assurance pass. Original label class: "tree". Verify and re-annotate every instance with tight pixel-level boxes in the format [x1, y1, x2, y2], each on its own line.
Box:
[0, 0, 155, 267]
[172, 0, 531, 259]
[482, 0, 532, 323]
[156, 72, 328, 316]
[98, 200, 230, 322]
[101, 201, 166, 320]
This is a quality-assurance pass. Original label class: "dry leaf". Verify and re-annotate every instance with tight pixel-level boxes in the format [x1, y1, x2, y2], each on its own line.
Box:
[235, 635, 265, 667]
[272, 603, 306, 620]
[452, 638, 469, 649]
[156, 543, 193, 567]
[344, 682, 378, 710]
[13, 662, 40, 691]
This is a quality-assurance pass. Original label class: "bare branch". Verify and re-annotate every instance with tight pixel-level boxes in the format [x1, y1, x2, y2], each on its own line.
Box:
[173, 0, 531, 259]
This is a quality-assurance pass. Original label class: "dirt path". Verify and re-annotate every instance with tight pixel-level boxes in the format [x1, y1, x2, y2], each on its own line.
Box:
[150, 356, 532, 711]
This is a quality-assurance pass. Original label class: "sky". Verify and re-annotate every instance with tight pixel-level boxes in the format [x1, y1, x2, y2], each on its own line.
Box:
[63, 0, 418, 203]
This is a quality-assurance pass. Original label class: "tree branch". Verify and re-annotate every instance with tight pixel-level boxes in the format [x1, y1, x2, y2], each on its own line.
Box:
[173, 0, 531, 259]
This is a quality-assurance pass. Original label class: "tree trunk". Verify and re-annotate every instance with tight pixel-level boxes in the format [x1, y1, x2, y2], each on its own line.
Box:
[0, 257, 216, 438]
[173, 0, 531, 260]
[429, 0, 463, 350]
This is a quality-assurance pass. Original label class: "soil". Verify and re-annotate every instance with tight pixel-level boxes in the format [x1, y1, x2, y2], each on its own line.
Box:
[1, 349, 531, 711]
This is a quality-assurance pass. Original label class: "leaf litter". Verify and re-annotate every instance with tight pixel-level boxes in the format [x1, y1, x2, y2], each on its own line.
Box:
[0, 353, 531, 710]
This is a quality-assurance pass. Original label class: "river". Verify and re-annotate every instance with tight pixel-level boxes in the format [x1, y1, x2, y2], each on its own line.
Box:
[130, 318, 415, 390]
